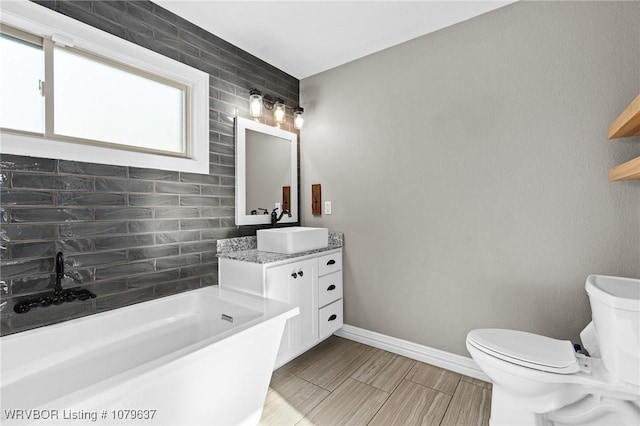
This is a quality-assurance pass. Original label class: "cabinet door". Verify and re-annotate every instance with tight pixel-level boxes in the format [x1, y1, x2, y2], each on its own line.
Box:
[266, 258, 318, 354]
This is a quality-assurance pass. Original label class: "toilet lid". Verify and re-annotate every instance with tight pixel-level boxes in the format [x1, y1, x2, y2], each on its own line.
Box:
[467, 329, 579, 374]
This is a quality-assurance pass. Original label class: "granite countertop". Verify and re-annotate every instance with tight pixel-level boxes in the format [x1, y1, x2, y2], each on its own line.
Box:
[217, 232, 343, 264]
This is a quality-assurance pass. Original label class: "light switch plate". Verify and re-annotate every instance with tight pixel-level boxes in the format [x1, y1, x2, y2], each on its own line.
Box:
[324, 201, 332, 215]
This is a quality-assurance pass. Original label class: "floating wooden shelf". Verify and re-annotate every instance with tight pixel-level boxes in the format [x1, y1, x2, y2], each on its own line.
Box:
[608, 94, 640, 181]
[608, 94, 640, 139]
[609, 156, 640, 181]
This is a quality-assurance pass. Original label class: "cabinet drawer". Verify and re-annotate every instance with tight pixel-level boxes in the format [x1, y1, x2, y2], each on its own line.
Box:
[319, 272, 343, 308]
[318, 252, 342, 276]
[319, 299, 343, 339]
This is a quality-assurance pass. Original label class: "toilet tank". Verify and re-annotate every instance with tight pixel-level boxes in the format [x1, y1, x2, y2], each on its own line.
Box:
[585, 275, 640, 386]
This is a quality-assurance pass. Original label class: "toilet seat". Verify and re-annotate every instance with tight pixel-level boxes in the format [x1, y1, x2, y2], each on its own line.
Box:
[467, 329, 580, 374]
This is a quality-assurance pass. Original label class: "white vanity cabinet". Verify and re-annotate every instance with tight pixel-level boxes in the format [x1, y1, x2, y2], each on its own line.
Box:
[219, 248, 343, 368]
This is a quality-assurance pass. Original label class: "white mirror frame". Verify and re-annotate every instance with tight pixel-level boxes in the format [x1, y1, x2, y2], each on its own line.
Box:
[235, 116, 298, 226]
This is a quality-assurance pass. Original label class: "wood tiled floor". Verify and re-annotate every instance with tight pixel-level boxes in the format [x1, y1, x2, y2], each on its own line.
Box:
[260, 336, 492, 426]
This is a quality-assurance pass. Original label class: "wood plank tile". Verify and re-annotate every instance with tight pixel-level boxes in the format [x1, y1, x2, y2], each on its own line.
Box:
[405, 361, 462, 395]
[462, 375, 492, 389]
[276, 336, 354, 377]
[351, 348, 416, 392]
[268, 338, 491, 426]
[260, 371, 330, 426]
[297, 378, 389, 426]
[440, 381, 492, 426]
[295, 337, 377, 391]
[261, 389, 302, 426]
[369, 379, 451, 426]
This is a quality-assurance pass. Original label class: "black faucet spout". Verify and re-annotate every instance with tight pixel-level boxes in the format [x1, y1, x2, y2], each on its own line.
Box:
[55, 251, 64, 294]
[271, 208, 292, 226]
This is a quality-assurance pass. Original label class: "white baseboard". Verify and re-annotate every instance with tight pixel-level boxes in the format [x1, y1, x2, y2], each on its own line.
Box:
[334, 324, 490, 382]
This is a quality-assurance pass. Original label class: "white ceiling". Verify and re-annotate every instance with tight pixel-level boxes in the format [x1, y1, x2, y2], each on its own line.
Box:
[154, 1, 515, 79]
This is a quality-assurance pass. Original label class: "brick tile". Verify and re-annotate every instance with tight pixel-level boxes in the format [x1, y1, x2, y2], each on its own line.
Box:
[0, 154, 56, 172]
[59, 160, 126, 177]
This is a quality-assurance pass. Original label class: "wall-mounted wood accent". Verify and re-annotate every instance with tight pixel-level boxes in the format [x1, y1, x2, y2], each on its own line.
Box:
[312, 184, 322, 215]
[282, 186, 291, 212]
[608, 94, 640, 181]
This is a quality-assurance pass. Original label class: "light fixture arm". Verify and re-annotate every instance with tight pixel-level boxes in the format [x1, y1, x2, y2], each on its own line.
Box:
[262, 94, 276, 110]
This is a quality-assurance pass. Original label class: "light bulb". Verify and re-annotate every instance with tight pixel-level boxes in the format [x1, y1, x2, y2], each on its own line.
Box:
[274, 100, 285, 124]
[249, 89, 262, 118]
[294, 107, 304, 129]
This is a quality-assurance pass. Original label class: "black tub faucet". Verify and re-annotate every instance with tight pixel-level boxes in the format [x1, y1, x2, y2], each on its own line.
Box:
[13, 251, 97, 314]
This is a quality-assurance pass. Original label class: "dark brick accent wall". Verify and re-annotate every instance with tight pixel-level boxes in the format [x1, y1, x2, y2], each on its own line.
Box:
[0, 0, 299, 334]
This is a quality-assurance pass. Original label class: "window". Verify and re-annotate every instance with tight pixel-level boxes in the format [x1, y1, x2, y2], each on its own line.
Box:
[52, 46, 187, 156]
[1, 25, 188, 157]
[0, 2, 209, 173]
[0, 30, 44, 134]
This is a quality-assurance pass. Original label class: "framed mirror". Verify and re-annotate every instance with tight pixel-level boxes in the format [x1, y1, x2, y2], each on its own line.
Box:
[235, 116, 298, 226]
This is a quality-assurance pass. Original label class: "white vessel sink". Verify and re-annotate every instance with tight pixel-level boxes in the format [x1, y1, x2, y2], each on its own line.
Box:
[257, 227, 329, 254]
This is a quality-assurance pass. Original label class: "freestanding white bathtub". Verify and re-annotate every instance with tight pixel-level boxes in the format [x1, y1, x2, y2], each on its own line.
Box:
[0, 287, 298, 426]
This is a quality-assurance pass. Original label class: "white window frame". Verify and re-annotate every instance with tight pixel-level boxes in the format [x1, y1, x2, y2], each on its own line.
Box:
[0, 0, 210, 174]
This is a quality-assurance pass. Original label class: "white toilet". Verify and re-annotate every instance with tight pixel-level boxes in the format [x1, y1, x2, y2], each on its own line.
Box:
[467, 275, 640, 426]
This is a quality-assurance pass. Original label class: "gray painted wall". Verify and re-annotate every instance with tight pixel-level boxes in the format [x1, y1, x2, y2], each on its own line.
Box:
[300, 1, 640, 356]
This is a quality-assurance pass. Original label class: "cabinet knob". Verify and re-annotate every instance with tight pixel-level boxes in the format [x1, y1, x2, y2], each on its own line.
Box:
[328, 314, 337, 321]
[327, 284, 336, 291]
[327, 259, 336, 266]
[298, 270, 304, 277]
[291, 272, 297, 279]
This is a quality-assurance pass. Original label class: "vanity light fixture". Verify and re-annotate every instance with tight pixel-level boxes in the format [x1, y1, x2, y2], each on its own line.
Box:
[249, 89, 263, 118]
[248, 88, 305, 128]
[294, 107, 304, 129]
[273, 99, 286, 124]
